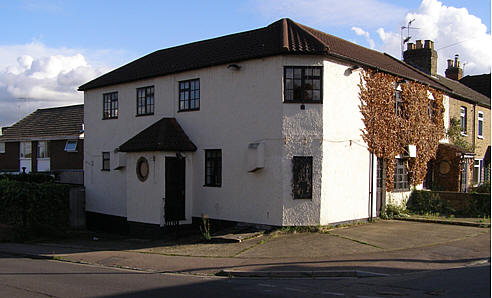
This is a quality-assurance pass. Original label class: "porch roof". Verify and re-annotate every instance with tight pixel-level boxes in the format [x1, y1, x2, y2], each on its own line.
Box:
[118, 118, 196, 152]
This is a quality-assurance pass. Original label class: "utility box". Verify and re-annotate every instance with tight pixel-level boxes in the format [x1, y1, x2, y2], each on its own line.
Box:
[247, 142, 265, 172]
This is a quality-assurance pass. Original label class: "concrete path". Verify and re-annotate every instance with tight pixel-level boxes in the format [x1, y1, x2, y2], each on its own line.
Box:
[1, 220, 489, 277]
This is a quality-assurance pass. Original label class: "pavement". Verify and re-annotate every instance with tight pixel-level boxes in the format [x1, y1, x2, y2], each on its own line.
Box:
[0, 220, 490, 278]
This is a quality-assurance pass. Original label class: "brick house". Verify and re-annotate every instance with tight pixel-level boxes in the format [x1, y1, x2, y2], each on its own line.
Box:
[404, 42, 491, 191]
[79, 19, 454, 232]
[0, 104, 84, 184]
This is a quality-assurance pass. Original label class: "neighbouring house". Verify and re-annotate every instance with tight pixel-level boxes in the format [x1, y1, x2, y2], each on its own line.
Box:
[403, 42, 491, 191]
[460, 73, 490, 98]
[79, 18, 454, 233]
[0, 104, 84, 184]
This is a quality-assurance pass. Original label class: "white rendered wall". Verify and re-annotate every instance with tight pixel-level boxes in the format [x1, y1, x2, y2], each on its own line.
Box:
[319, 61, 372, 224]
[125, 151, 193, 225]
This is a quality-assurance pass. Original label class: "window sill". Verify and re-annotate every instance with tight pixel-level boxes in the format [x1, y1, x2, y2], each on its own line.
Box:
[392, 189, 410, 193]
[294, 197, 312, 200]
[136, 113, 154, 117]
[283, 100, 322, 104]
[203, 184, 221, 188]
[461, 132, 468, 136]
[102, 117, 118, 120]
[178, 108, 200, 113]
[101, 169, 110, 172]
[478, 136, 484, 139]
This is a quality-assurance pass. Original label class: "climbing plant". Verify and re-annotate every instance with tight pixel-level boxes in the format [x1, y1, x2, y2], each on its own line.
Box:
[359, 69, 445, 191]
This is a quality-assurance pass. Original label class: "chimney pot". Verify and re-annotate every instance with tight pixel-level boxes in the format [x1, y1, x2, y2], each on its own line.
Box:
[407, 43, 415, 50]
[416, 40, 423, 49]
[447, 59, 454, 68]
[424, 40, 434, 49]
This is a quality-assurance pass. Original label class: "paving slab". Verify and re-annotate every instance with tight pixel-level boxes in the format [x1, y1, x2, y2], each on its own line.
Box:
[329, 220, 488, 250]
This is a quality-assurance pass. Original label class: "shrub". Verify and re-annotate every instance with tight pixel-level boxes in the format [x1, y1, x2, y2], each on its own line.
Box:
[0, 179, 70, 239]
[380, 203, 409, 219]
[462, 193, 491, 218]
[0, 173, 54, 183]
[407, 190, 455, 215]
[471, 181, 491, 194]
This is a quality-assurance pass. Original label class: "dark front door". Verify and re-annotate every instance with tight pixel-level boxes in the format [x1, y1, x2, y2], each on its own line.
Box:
[165, 157, 186, 221]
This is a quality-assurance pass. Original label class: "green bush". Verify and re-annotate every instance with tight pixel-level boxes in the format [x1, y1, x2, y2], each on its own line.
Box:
[380, 203, 409, 219]
[0, 179, 70, 239]
[471, 181, 491, 194]
[462, 193, 491, 218]
[0, 173, 54, 183]
[407, 190, 455, 216]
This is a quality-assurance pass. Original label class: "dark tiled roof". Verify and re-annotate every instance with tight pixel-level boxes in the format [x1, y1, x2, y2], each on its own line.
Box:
[79, 18, 448, 92]
[460, 73, 491, 98]
[119, 118, 196, 152]
[0, 104, 83, 141]
[435, 75, 491, 108]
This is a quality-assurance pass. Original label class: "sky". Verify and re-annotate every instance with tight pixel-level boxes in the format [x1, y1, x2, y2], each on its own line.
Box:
[0, 0, 490, 128]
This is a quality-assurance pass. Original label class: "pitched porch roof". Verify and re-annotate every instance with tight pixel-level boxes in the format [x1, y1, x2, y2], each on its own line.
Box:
[118, 118, 196, 152]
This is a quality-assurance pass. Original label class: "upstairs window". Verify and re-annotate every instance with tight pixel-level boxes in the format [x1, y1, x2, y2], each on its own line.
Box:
[103, 92, 118, 119]
[136, 86, 154, 116]
[394, 90, 404, 116]
[393, 158, 409, 191]
[179, 79, 200, 111]
[284, 66, 322, 103]
[102, 152, 110, 171]
[478, 111, 484, 138]
[64, 140, 78, 152]
[0, 142, 5, 153]
[205, 149, 221, 187]
[37, 141, 49, 158]
[292, 156, 313, 199]
[460, 106, 467, 135]
[20, 142, 32, 158]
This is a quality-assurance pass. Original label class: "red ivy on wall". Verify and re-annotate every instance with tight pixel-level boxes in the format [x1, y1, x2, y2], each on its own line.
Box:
[359, 70, 445, 191]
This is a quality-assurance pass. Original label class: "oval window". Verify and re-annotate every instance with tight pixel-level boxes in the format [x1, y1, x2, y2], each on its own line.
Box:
[136, 157, 149, 182]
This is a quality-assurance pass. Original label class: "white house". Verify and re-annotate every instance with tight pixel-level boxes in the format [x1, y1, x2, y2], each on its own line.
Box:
[79, 18, 450, 233]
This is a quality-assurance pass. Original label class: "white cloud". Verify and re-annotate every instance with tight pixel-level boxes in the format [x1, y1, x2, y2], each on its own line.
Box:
[0, 42, 111, 127]
[352, 27, 375, 49]
[253, 0, 406, 27]
[375, 0, 491, 75]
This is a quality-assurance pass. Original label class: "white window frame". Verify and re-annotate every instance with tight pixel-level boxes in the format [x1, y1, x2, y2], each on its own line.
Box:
[64, 140, 78, 152]
[0, 142, 5, 153]
[460, 106, 467, 135]
[37, 141, 50, 159]
[20, 141, 32, 158]
[478, 111, 484, 139]
[473, 159, 483, 186]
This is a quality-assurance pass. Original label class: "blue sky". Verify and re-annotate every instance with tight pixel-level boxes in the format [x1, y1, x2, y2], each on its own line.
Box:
[0, 0, 490, 127]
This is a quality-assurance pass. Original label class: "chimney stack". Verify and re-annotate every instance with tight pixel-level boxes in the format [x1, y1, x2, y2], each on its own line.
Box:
[403, 39, 438, 76]
[445, 54, 463, 80]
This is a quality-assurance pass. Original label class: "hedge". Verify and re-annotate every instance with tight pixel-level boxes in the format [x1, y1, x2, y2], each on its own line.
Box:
[0, 173, 55, 183]
[0, 179, 70, 237]
[407, 190, 491, 217]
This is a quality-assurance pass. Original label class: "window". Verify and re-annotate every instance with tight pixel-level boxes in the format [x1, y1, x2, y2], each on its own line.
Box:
[102, 152, 110, 171]
[136, 157, 149, 182]
[37, 141, 49, 158]
[20, 142, 32, 158]
[205, 149, 221, 187]
[284, 66, 322, 103]
[473, 159, 483, 185]
[460, 106, 467, 135]
[64, 140, 78, 152]
[136, 86, 154, 116]
[395, 89, 404, 116]
[179, 79, 200, 111]
[292, 156, 313, 199]
[103, 92, 118, 119]
[478, 112, 484, 138]
[0, 142, 5, 153]
[393, 158, 409, 191]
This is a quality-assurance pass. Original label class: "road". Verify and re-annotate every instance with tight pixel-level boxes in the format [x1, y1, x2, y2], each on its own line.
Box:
[0, 253, 489, 297]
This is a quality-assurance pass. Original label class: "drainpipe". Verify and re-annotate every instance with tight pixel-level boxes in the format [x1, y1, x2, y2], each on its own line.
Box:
[472, 103, 476, 151]
[369, 152, 374, 221]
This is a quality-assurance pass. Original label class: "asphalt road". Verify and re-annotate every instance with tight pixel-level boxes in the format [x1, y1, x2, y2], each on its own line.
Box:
[0, 253, 490, 297]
